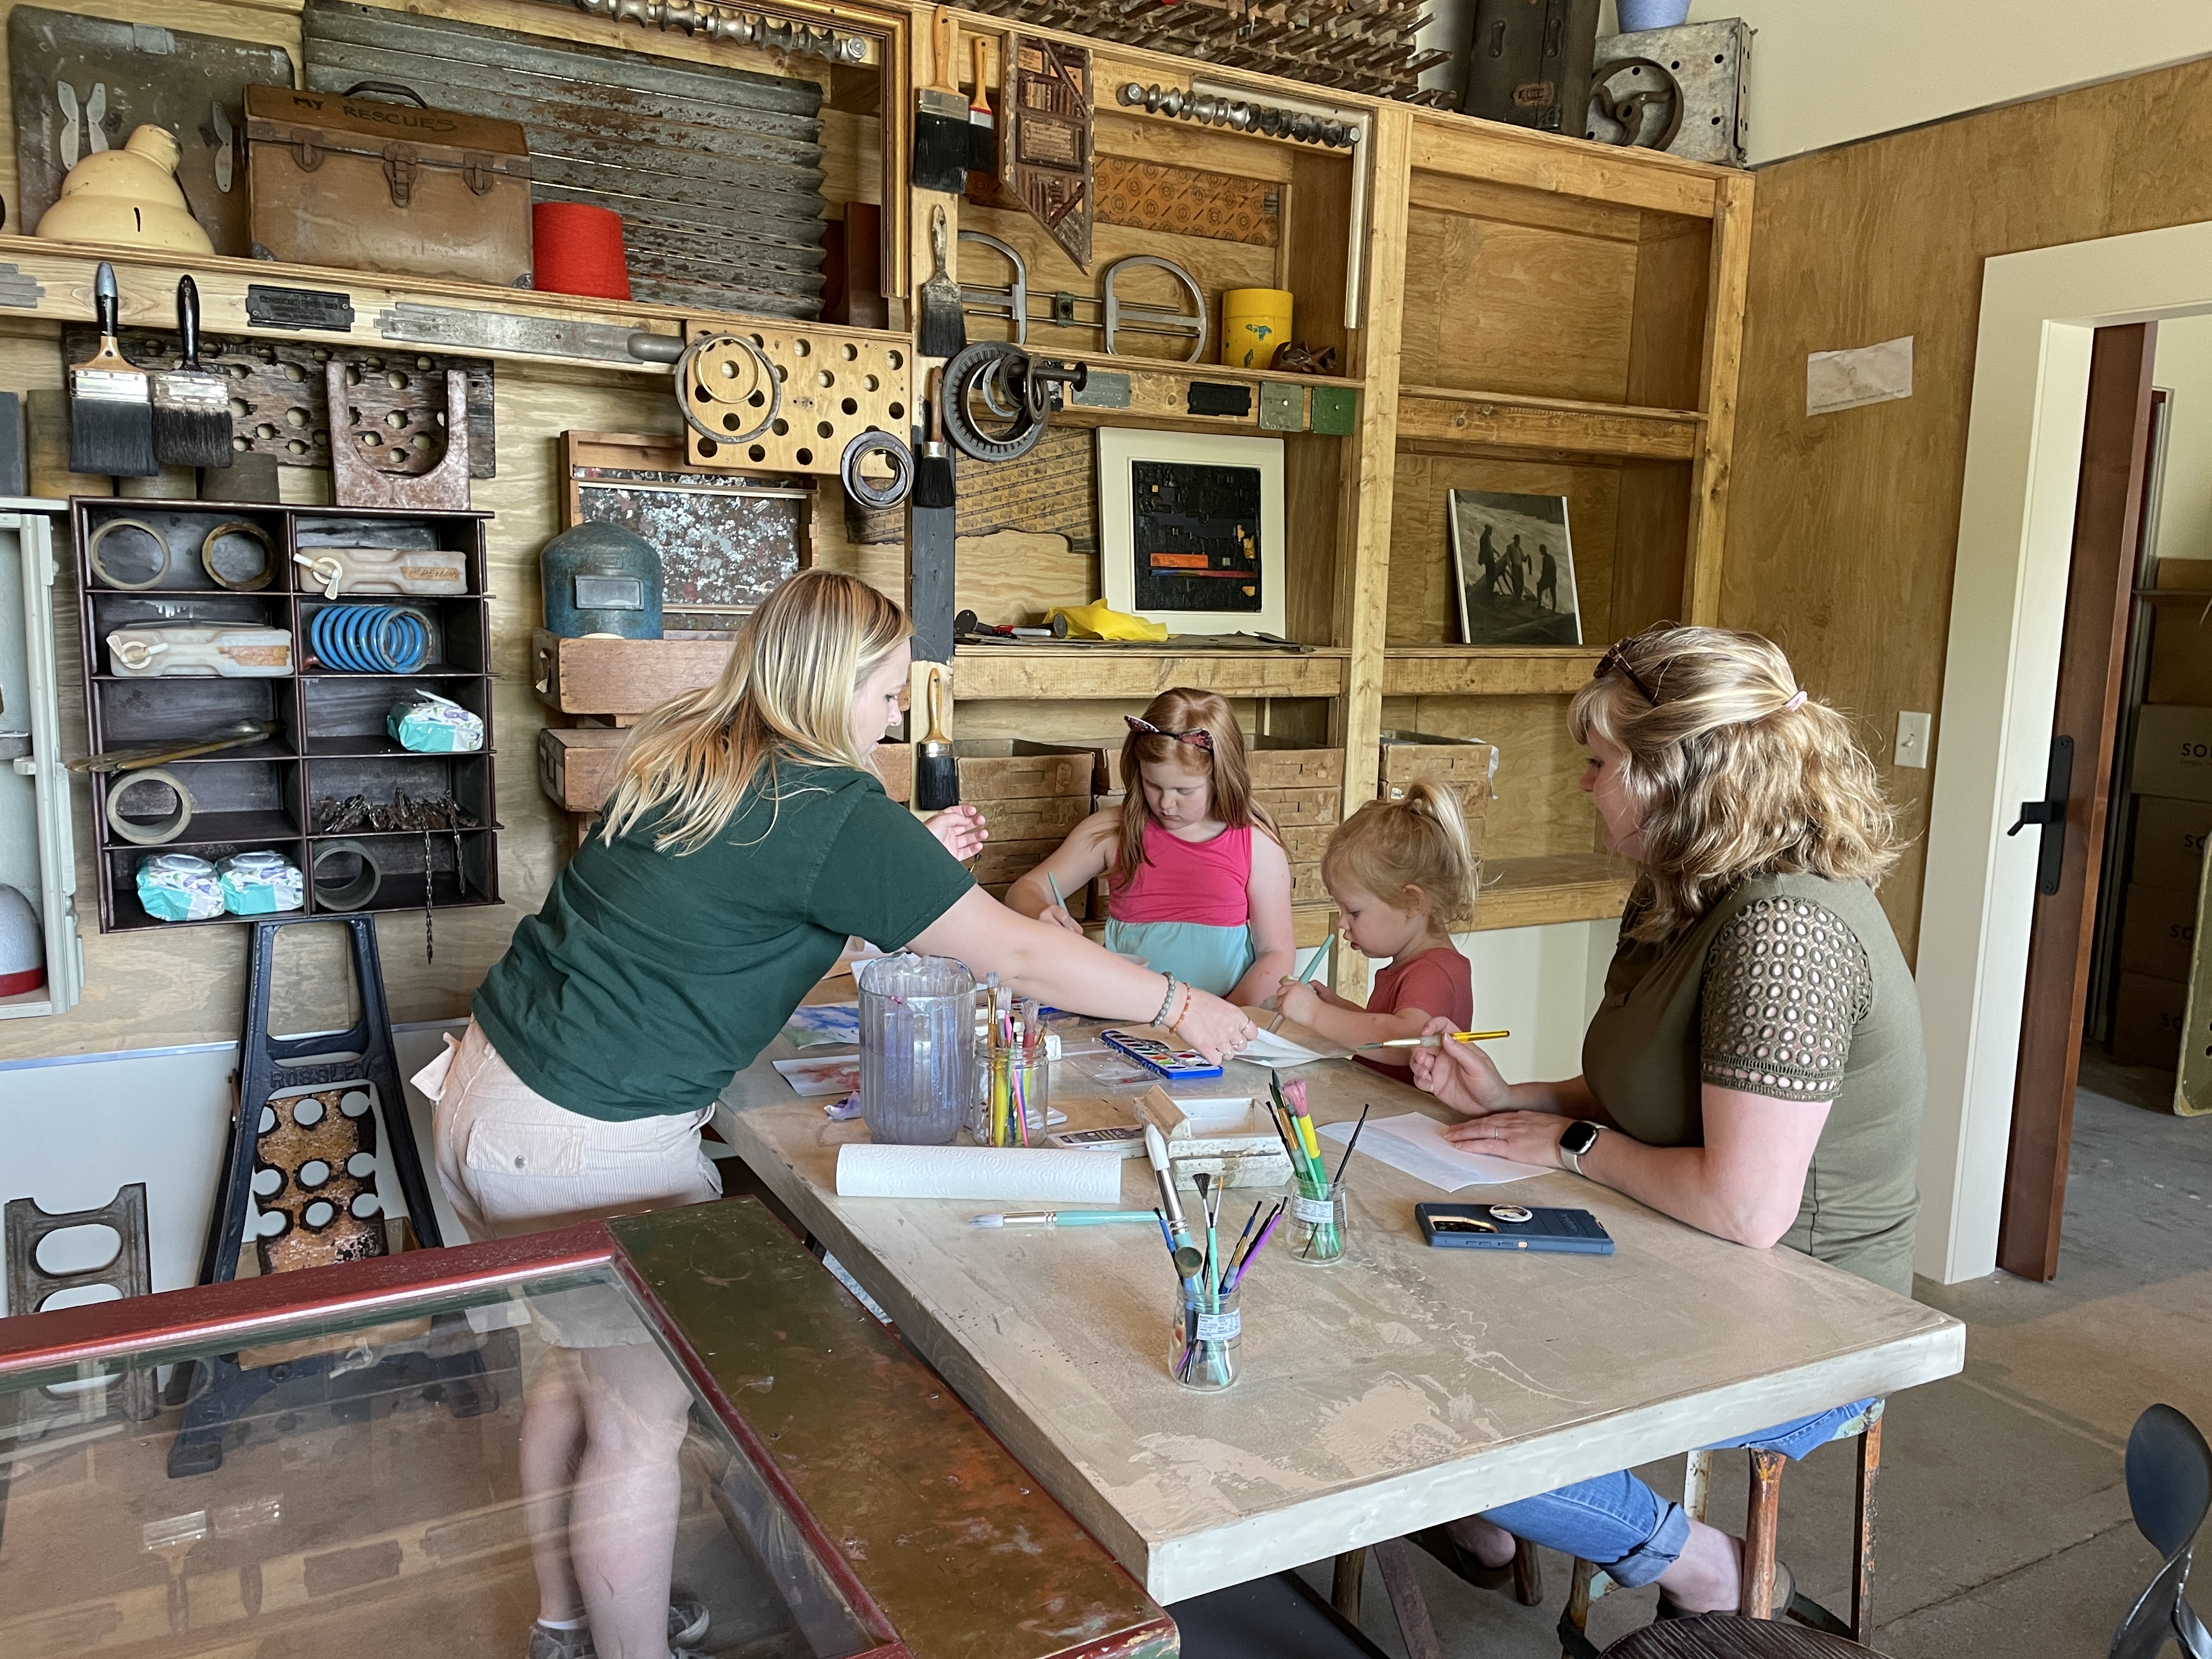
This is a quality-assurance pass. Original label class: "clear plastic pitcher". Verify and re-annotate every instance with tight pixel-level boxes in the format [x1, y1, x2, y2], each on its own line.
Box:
[857, 953, 976, 1145]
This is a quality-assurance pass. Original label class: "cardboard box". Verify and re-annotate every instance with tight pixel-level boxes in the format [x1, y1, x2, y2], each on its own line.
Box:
[2112, 971, 2189, 1070]
[2157, 557, 2212, 591]
[2148, 607, 2212, 706]
[2120, 882, 2199, 983]
[2129, 795, 2212, 891]
[2131, 706, 2212, 803]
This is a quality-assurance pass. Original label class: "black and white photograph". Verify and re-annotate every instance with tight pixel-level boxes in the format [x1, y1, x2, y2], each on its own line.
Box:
[1448, 488, 1582, 647]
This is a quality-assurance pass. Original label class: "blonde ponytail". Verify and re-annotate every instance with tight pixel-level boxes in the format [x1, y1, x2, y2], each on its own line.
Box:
[1322, 778, 1478, 929]
[599, 569, 910, 855]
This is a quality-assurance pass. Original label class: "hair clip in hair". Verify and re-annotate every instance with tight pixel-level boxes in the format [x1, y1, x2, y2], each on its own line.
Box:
[1124, 715, 1214, 752]
[1782, 689, 1808, 713]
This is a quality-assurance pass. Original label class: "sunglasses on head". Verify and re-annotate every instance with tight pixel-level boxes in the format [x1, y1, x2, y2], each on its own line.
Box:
[1595, 640, 1662, 707]
[1124, 715, 1214, 752]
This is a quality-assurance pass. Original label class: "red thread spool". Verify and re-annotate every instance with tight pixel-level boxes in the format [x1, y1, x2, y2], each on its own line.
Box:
[532, 202, 631, 300]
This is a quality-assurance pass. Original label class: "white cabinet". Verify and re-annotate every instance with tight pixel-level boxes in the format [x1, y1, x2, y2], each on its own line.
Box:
[0, 500, 81, 1018]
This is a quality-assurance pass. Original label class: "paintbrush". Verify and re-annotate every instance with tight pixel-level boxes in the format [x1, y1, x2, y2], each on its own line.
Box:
[917, 202, 966, 359]
[966, 33, 999, 179]
[969, 1210, 1157, 1228]
[150, 276, 233, 470]
[1289, 934, 1334, 984]
[1357, 1029, 1512, 1049]
[914, 661, 958, 811]
[1143, 1124, 1206, 1278]
[69, 262, 156, 477]
[911, 4, 970, 193]
[914, 365, 956, 509]
[1331, 1104, 1372, 1184]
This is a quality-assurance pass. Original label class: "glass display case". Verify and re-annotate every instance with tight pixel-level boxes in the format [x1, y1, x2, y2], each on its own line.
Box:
[0, 1200, 1175, 1659]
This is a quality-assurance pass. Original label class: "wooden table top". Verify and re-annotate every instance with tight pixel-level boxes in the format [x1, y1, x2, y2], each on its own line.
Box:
[714, 1024, 1964, 1604]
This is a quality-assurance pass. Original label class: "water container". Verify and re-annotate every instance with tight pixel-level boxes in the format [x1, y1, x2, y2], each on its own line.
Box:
[106, 622, 291, 678]
[539, 522, 664, 639]
[857, 953, 975, 1146]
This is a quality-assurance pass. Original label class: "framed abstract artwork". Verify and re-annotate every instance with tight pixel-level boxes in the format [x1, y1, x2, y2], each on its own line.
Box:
[1097, 428, 1286, 637]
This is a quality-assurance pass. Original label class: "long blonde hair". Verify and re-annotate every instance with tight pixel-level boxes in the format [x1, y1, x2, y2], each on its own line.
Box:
[1570, 624, 1901, 943]
[600, 569, 910, 855]
[1110, 688, 1280, 891]
[1323, 780, 1477, 930]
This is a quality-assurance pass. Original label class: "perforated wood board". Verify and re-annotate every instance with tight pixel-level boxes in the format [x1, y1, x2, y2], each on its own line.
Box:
[681, 321, 911, 477]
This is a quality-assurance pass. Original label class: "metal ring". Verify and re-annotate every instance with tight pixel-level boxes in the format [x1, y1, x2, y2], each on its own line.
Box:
[106, 766, 195, 846]
[200, 520, 277, 591]
[675, 331, 780, 449]
[839, 430, 913, 510]
[941, 342, 1046, 464]
[311, 839, 383, 911]
[87, 517, 171, 590]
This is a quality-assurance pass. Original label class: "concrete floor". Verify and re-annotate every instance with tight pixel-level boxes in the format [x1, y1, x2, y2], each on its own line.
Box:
[1301, 1054, 2212, 1657]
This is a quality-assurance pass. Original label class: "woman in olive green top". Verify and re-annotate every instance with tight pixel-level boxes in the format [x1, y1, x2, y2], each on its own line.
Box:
[419, 570, 1256, 1659]
[1405, 624, 1923, 1620]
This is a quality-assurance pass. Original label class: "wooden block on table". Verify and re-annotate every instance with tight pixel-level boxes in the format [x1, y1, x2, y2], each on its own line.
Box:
[2119, 881, 2198, 983]
[2130, 795, 2212, 891]
[2113, 971, 2188, 1069]
[533, 630, 735, 718]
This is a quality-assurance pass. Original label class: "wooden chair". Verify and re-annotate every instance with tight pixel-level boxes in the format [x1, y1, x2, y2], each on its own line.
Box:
[1328, 1534, 1542, 1659]
[1558, 1400, 1885, 1659]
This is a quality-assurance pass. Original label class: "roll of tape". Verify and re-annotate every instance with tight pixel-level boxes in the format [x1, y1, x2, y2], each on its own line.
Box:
[311, 839, 382, 911]
[201, 520, 277, 591]
[87, 518, 172, 590]
[105, 767, 195, 846]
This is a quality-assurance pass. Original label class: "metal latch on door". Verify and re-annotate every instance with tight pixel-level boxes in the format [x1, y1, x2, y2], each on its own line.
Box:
[2006, 733, 2073, 896]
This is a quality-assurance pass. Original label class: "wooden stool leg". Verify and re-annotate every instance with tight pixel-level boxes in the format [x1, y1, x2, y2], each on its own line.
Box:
[1370, 1537, 1444, 1659]
[1743, 1448, 1786, 1618]
[1513, 1534, 1544, 1605]
[1683, 1447, 1714, 1523]
[1561, 1556, 1598, 1655]
[1332, 1548, 1367, 1623]
[1852, 1417, 1883, 1641]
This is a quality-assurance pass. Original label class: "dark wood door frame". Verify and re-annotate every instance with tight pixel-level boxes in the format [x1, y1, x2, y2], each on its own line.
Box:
[1996, 321, 2158, 1282]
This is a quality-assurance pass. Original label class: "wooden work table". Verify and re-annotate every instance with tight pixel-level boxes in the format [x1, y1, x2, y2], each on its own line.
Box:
[714, 1026, 1965, 1605]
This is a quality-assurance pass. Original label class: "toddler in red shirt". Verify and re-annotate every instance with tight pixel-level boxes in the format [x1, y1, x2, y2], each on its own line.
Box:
[1274, 780, 1477, 1072]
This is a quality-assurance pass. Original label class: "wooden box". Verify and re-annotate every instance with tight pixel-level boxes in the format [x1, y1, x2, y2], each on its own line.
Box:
[532, 631, 734, 720]
[957, 740, 1099, 920]
[245, 84, 532, 287]
[1379, 730, 1496, 821]
[541, 727, 916, 816]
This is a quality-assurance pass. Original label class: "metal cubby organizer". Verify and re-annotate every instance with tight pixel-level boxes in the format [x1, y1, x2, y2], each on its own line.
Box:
[71, 499, 501, 933]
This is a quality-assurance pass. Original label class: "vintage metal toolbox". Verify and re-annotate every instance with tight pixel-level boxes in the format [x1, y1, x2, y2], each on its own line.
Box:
[1460, 0, 1600, 136]
[244, 82, 531, 287]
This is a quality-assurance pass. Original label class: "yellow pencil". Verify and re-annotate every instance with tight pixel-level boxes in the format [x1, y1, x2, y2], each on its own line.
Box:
[1355, 1029, 1511, 1049]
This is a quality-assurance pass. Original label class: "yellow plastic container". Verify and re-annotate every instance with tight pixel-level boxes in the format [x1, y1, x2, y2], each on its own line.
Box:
[1220, 288, 1294, 370]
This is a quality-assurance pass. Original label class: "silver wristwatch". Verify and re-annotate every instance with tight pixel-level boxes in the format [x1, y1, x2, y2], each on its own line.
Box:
[1558, 1120, 1601, 1176]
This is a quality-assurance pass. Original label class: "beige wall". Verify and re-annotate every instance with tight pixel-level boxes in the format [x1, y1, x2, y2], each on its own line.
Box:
[2151, 313, 2212, 568]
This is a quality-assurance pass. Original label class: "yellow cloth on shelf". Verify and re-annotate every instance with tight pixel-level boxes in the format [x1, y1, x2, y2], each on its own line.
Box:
[1047, 600, 1169, 642]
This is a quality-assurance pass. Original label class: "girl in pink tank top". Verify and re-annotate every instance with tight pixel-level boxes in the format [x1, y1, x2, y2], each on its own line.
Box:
[1006, 690, 1296, 1002]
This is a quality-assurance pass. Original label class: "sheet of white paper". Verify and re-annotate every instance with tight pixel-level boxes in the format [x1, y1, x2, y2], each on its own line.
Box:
[1806, 334, 1913, 416]
[772, 1054, 862, 1097]
[1320, 1111, 1548, 1192]
[1243, 1027, 1328, 1067]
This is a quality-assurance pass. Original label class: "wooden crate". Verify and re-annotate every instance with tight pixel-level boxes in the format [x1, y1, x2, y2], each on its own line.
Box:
[953, 740, 1102, 802]
[1099, 743, 1344, 797]
[540, 727, 916, 816]
[1378, 731, 1496, 821]
[532, 631, 733, 721]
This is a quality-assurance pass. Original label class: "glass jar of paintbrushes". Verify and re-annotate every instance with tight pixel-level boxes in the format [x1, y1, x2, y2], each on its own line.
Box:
[1150, 1149, 1288, 1393]
[971, 977, 1051, 1147]
[1266, 1074, 1363, 1266]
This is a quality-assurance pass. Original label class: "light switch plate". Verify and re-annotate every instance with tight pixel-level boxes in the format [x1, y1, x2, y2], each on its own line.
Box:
[1894, 710, 1933, 769]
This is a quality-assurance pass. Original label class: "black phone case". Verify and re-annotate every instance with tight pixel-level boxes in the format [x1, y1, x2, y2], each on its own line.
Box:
[1415, 1203, 1615, 1254]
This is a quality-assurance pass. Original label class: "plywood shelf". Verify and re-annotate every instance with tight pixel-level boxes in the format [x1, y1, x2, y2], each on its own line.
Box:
[1030, 350, 1361, 437]
[952, 645, 1348, 701]
[1395, 387, 1702, 461]
[1470, 852, 1635, 933]
[1383, 647, 1605, 697]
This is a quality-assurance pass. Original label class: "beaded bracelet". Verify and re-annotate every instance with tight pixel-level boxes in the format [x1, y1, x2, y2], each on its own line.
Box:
[1151, 974, 1181, 1028]
[1169, 982, 1193, 1031]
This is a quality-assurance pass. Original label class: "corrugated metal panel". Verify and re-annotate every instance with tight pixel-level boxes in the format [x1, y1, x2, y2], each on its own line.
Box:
[302, 0, 827, 318]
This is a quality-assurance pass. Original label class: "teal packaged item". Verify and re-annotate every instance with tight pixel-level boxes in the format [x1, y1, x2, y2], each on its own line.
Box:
[388, 690, 484, 754]
[136, 853, 223, 922]
[218, 850, 304, 916]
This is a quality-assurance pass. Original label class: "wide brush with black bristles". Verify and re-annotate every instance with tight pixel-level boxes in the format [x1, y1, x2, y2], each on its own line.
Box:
[69, 262, 156, 478]
[151, 275, 234, 471]
[911, 4, 970, 193]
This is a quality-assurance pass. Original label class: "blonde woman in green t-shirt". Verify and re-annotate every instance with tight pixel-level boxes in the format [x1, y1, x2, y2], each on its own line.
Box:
[421, 570, 1255, 1659]
[1403, 625, 1921, 1621]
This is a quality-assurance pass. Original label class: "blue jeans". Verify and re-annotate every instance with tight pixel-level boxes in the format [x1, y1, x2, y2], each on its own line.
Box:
[1477, 1399, 1870, 1588]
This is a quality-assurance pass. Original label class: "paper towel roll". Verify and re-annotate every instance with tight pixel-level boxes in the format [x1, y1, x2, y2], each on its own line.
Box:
[835, 1143, 1122, 1204]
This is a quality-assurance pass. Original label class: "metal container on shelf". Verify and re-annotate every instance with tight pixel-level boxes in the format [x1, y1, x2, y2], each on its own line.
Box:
[539, 522, 664, 640]
[857, 953, 975, 1147]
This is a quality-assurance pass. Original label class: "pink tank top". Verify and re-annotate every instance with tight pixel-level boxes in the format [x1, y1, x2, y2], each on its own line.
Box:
[1110, 821, 1252, 927]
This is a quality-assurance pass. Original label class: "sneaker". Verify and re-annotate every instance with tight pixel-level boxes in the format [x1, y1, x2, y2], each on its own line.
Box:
[525, 1603, 710, 1659]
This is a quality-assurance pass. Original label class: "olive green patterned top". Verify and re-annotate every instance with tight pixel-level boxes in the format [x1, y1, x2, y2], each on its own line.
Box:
[1582, 871, 1925, 1296]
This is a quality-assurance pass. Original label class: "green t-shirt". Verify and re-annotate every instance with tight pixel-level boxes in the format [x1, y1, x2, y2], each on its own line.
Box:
[473, 758, 974, 1121]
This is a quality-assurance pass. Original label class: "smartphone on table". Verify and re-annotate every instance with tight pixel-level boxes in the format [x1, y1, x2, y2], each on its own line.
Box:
[1415, 1203, 1615, 1254]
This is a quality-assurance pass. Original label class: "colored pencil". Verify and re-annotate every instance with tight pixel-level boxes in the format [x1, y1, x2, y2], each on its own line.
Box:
[1291, 935, 1334, 983]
